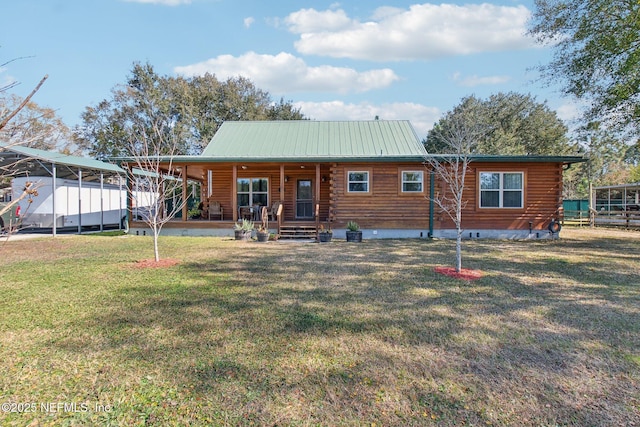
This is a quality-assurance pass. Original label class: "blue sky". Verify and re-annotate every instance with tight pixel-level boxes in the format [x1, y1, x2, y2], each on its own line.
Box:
[1, 0, 576, 140]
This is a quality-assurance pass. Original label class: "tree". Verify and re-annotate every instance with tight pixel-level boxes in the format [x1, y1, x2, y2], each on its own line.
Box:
[425, 97, 492, 272]
[1, 93, 76, 152]
[1, 69, 49, 235]
[76, 62, 304, 159]
[424, 92, 573, 156]
[528, 0, 640, 134]
[118, 80, 192, 262]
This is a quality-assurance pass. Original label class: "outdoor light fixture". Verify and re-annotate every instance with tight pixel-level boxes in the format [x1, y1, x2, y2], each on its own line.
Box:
[284, 176, 289, 182]
[241, 165, 248, 170]
[321, 176, 327, 182]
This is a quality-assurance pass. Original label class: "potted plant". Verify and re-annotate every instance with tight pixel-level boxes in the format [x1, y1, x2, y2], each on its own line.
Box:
[234, 218, 254, 241]
[255, 207, 270, 242]
[318, 223, 333, 243]
[345, 220, 362, 242]
[256, 224, 270, 242]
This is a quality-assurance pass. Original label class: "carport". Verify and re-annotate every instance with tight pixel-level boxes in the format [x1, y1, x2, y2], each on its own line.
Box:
[0, 143, 125, 236]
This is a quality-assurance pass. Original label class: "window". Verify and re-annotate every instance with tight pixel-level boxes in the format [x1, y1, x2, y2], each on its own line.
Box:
[347, 171, 369, 193]
[401, 171, 423, 193]
[237, 178, 268, 206]
[480, 172, 523, 208]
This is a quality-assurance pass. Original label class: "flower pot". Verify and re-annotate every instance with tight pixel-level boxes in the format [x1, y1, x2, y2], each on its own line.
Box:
[256, 231, 270, 242]
[346, 230, 362, 242]
[318, 232, 332, 243]
[234, 229, 252, 241]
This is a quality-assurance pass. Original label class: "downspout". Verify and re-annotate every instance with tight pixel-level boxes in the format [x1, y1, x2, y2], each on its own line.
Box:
[428, 169, 434, 238]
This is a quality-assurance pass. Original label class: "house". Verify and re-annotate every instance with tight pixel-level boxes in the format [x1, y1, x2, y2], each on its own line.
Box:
[122, 120, 585, 239]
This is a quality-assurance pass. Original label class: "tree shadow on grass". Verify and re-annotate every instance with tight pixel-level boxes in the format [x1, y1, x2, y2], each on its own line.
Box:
[48, 237, 640, 426]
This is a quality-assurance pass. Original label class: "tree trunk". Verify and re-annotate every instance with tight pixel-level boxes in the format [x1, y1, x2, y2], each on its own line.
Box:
[152, 228, 160, 262]
[456, 226, 463, 272]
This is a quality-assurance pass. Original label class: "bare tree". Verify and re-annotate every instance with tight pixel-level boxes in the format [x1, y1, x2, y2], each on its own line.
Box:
[425, 97, 492, 272]
[119, 88, 192, 262]
[1, 73, 49, 236]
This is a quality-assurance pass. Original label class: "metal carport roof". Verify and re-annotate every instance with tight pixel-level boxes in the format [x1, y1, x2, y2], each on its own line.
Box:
[0, 143, 124, 180]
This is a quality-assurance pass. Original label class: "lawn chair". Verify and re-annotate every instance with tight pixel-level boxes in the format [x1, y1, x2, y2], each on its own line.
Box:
[269, 201, 281, 221]
[208, 201, 224, 220]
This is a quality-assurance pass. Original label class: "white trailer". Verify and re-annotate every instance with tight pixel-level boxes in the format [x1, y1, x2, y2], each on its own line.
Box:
[12, 176, 128, 230]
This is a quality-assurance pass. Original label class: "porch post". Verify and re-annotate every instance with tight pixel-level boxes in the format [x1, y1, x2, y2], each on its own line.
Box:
[182, 165, 188, 221]
[279, 164, 285, 202]
[315, 164, 320, 205]
[232, 165, 238, 221]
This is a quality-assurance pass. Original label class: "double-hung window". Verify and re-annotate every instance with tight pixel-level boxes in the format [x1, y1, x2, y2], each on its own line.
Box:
[237, 178, 268, 207]
[347, 171, 370, 193]
[480, 172, 523, 208]
[401, 171, 423, 193]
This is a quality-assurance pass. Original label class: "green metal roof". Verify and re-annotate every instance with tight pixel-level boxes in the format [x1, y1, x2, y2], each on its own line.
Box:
[201, 120, 428, 161]
[0, 142, 124, 180]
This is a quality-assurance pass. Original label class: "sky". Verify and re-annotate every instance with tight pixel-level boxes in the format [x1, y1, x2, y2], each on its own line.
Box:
[1, 0, 576, 141]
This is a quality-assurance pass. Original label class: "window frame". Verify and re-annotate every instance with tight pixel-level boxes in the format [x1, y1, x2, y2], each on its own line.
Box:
[478, 171, 524, 209]
[237, 177, 269, 207]
[346, 169, 371, 194]
[399, 169, 425, 195]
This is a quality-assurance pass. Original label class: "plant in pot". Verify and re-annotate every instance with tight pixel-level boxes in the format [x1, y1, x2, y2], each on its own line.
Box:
[318, 223, 333, 243]
[345, 220, 362, 242]
[255, 206, 270, 242]
[234, 218, 254, 241]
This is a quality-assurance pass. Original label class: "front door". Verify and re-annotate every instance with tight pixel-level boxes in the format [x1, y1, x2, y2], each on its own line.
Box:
[296, 179, 313, 219]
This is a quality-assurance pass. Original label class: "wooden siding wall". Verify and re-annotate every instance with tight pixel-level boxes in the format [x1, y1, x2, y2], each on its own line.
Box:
[434, 162, 563, 230]
[331, 162, 431, 229]
[191, 161, 563, 232]
[206, 163, 331, 222]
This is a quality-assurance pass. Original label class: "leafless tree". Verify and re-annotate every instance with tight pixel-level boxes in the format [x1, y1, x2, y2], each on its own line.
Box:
[1, 73, 48, 236]
[119, 90, 192, 262]
[425, 98, 492, 272]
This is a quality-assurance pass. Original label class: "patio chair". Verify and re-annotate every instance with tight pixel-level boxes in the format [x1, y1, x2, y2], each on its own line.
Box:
[208, 201, 224, 220]
[238, 206, 253, 221]
[269, 201, 282, 221]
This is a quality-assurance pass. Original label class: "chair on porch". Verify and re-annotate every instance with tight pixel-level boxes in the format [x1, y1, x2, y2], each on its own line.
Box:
[239, 206, 253, 221]
[269, 201, 282, 221]
[208, 201, 224, 220]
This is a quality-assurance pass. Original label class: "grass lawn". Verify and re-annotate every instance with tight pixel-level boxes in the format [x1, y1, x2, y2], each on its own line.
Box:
[0, 228, 638, 426]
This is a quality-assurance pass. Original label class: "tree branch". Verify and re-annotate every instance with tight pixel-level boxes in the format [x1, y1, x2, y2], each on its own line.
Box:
[0, 74, 48, 131]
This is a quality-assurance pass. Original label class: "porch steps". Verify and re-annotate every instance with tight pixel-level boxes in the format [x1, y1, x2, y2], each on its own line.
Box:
[278, 225, 317, 240]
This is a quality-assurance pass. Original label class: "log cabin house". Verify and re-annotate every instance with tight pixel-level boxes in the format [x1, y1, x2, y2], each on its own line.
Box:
[125, 120, 585, 239]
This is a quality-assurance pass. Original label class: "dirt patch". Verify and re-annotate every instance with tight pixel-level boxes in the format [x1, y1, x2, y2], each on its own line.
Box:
[434, 266, 483, 280]
[132, 258, 180, 269]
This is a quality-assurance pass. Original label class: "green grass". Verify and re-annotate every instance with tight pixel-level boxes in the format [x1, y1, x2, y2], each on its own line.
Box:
[0, 228, 639, 426]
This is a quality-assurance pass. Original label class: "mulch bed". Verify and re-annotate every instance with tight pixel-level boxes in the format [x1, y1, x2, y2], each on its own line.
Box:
[434, 266, 483, 280]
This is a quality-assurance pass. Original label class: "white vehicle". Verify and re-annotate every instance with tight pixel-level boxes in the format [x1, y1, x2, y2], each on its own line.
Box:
[11, 176, 153, 231]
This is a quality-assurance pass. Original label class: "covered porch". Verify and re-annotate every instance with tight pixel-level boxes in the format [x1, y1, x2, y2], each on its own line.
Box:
[131, 160, 334, 238]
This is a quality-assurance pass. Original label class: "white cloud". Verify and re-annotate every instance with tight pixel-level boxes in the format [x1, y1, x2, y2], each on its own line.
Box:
[284, 3, 535, 61]
[294, 100, 440, 138]
[174, 52, 399, 94]
[283, 8, 353, 33]
[121, 0, 191, 5]
[244, 17, 255, 28]
[452, 72, 511, 87]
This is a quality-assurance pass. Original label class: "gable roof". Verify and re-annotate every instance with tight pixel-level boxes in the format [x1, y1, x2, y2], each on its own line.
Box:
[201, 120, 428, 162]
